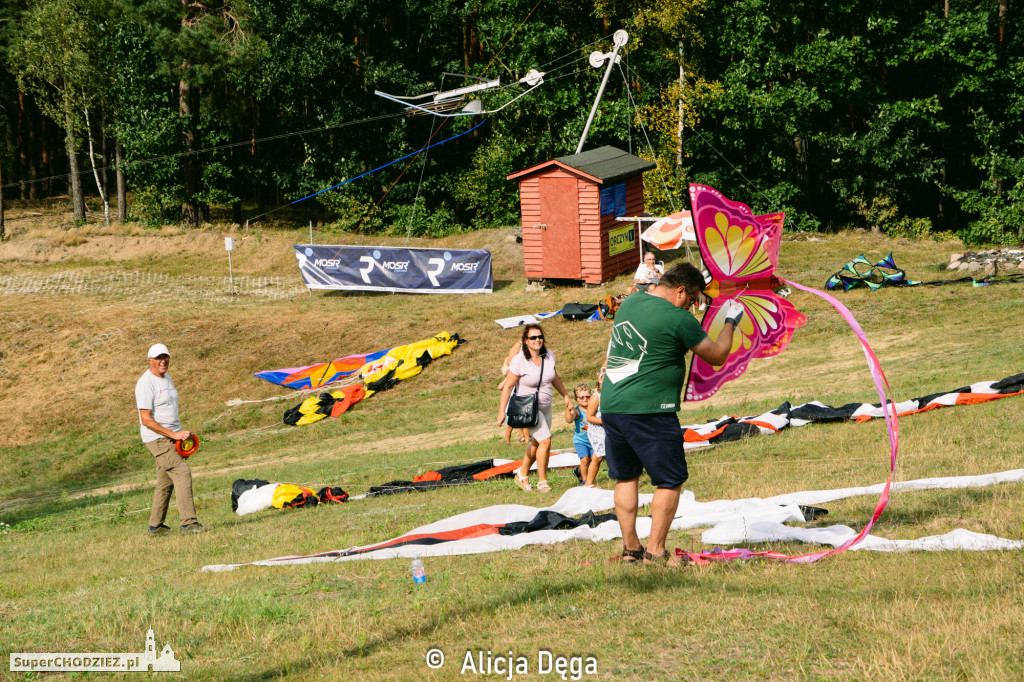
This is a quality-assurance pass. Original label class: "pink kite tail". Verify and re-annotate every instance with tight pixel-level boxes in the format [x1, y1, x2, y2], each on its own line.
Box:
[681, 277, 900, 565]
[775, 277, 899, 562]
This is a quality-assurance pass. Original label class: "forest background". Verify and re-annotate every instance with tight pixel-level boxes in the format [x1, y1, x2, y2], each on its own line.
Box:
[1, 0, 1023, 244]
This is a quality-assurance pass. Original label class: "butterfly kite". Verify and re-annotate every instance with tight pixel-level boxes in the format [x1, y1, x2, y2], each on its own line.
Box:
[678, 184, 900, 563]
[684, 184, 805, 402]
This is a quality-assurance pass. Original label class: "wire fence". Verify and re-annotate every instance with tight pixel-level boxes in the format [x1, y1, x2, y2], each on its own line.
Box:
[0, 270, 308, 301]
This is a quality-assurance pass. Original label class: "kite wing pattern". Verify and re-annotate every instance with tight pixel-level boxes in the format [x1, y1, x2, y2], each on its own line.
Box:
[255, 348, 392, 390]
[685, 184, 806, 401]
[824, 253, 920, 291]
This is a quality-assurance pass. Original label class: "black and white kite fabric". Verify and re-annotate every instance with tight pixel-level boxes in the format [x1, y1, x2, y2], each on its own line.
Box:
[682, 372, 1024, 450]
[201, 469, 1024, 572]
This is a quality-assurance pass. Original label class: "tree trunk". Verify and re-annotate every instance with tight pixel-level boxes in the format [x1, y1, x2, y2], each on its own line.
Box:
[0, 147, 6, 241]
[116, 141, 126, 223]
[794, 136, 810, 186]
[17, 90, 28, 200]
[65, 111, 85, 223]
[41, 115, 51, 195]
[229, 143, 239, 224]
[179, 74, 202, 227]
[999, 0, 1008, 48]
[100, 101, 109, 199]
[83, 103, 110, 225]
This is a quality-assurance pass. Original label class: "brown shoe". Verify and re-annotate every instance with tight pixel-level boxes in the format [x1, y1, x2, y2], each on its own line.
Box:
[620, 545, 645, 564]
[643, 549, 686, 567]
[180, 523, 205, 534]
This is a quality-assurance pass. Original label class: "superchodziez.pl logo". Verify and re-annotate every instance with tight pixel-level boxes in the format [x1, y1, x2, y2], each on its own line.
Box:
[10, 629, 180, 673]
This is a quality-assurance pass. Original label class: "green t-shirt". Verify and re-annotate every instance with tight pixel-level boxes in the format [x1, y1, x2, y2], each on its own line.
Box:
[601, 292, 708, 414]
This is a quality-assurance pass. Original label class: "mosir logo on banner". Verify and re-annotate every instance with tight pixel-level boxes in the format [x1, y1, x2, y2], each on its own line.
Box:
[427, 252, 481, 285]
[10, 629, 180, 673]
[359, 250, 411, 283]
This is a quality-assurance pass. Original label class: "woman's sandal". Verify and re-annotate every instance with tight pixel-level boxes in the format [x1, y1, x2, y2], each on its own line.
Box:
[536, 480, 552, 493]
[514, 471, 533, 492]
[620, 545, 645, 564]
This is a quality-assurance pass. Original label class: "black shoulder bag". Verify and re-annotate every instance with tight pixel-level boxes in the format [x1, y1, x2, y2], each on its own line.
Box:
[505, 355, 544, 428]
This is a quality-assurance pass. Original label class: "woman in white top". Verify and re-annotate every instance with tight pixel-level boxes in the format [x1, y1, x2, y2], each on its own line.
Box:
[496, 324, 573, 493]
[632, 251, 664, 292]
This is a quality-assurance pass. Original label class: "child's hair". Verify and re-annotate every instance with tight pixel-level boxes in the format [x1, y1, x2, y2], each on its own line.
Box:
[574, 383, 591, 398]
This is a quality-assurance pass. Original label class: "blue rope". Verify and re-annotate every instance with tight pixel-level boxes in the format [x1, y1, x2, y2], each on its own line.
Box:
[289, 119, 489, 206]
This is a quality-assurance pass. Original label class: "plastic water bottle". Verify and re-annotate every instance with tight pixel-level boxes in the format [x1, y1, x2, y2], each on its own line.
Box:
[411, 558, 426, 584]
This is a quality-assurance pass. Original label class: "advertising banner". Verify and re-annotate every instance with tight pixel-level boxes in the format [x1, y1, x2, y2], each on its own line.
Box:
[294, 245, 493, 294]
[608, 224, 636, 256]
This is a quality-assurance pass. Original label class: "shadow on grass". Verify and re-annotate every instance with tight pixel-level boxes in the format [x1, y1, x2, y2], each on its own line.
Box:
[0, 484, 150, 526]
[321, 290, 393, 298]
[227, 568, 703, 679]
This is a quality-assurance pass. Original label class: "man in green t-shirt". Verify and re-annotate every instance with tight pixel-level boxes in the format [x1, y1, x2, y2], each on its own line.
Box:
[602, 263, 743, 564]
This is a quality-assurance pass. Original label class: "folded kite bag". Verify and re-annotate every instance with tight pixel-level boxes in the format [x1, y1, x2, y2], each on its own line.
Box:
[562, 302, 599, 320]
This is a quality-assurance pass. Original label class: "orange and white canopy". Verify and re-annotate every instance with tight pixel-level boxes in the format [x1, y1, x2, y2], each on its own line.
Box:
[640, 210, 695, 250]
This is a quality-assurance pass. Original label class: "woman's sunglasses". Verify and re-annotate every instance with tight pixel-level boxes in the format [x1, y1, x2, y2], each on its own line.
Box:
[527, 335, 544, 340]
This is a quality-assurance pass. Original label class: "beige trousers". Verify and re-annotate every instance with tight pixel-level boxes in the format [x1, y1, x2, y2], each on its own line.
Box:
[146, 438, 198, 527]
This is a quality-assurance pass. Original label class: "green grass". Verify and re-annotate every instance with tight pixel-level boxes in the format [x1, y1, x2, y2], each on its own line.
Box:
[1, 221, 1023, 679]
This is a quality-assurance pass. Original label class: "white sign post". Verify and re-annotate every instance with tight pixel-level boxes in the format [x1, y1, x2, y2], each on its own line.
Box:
[225, 237, 236, 294]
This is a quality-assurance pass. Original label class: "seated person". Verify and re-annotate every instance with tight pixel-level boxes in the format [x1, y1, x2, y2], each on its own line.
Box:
[627, 251, 664, 294]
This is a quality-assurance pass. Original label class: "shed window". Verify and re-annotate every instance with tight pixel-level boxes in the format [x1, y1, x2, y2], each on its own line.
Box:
[600, 182, 626, 217]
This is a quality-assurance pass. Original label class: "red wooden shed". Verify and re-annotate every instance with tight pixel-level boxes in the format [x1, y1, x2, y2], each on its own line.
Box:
[506, 145, 656, 284]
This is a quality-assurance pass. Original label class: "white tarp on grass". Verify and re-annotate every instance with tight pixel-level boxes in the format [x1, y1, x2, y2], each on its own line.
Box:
[202, 469, 1024, 572]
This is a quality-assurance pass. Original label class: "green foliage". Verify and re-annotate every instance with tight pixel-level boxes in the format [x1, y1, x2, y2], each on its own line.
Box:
[453, 134, 521, 227]
[7, 0, 98, 133]
[846, 194, 933, 239]
[3, 0, 1024, 238]
[947, 112, 1024, 245]
[387, 199, 465, 238]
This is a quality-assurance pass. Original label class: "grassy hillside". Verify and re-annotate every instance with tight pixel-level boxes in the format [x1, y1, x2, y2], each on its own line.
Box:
[1, 205, 1022, 680]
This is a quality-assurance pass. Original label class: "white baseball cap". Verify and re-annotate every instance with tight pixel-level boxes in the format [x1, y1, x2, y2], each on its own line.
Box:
[147, 343, 170, 358]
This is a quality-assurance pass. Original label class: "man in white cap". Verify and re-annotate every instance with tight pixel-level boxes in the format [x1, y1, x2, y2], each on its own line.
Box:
[135, 343, 203, 535]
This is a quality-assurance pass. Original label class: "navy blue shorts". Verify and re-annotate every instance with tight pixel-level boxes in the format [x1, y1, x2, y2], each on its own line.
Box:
[602, 413, 688, 488]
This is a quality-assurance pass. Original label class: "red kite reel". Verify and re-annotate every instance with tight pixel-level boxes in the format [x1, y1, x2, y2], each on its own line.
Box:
[176, 433, 200, 457]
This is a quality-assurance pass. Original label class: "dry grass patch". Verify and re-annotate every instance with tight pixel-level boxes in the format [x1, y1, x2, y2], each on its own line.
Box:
[1, 209, 1023, 678]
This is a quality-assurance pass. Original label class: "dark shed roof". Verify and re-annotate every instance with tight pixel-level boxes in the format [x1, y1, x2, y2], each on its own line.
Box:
[506, 145, 655, 184]
[555, 146, 656, 184]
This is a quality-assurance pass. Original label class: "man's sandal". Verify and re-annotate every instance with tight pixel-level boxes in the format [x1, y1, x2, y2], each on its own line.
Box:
[620, 545, 645, 564]
[536, 480, 552, 493]
[643, 550, 688, 567]
[514, 471, 533, 492]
